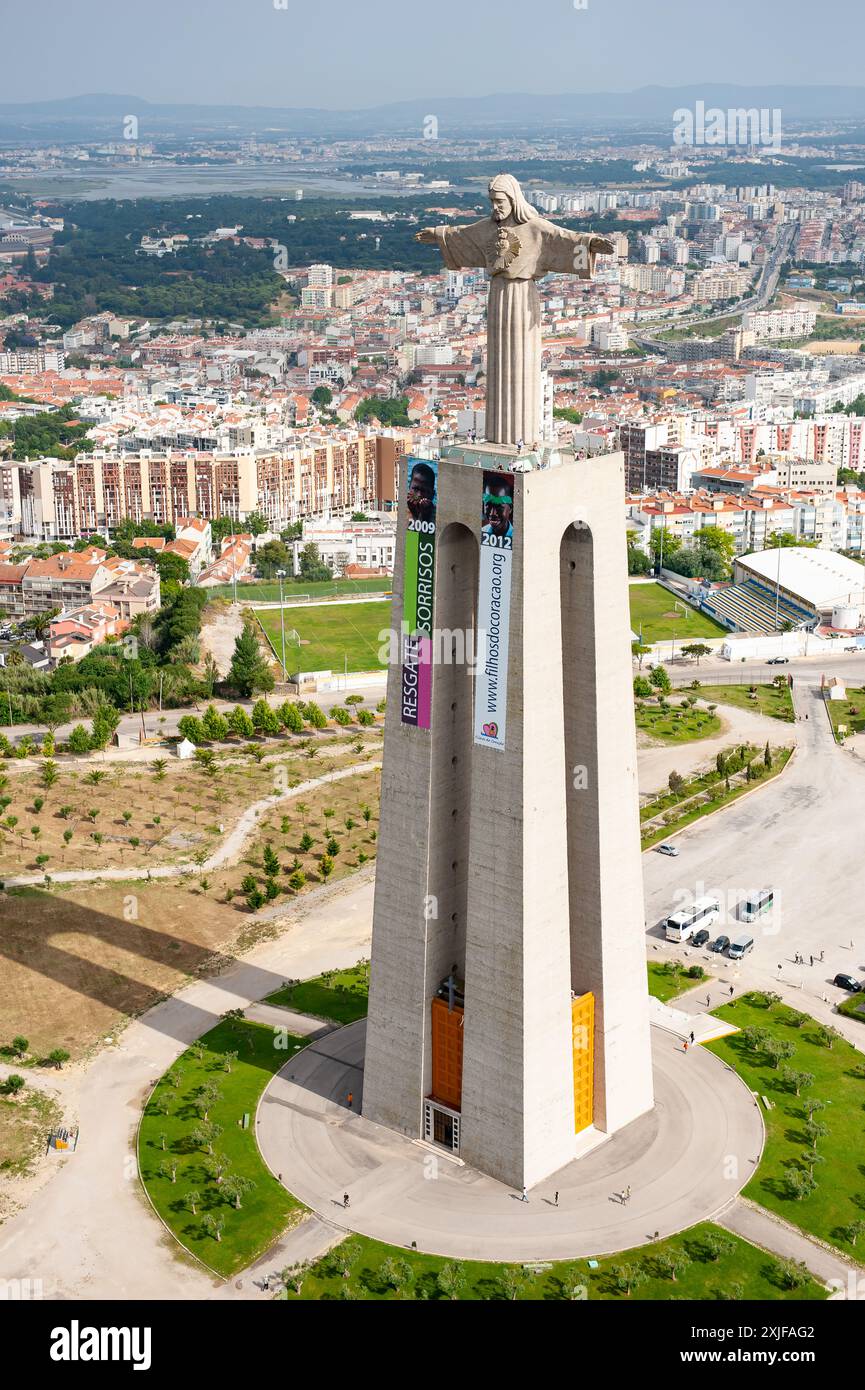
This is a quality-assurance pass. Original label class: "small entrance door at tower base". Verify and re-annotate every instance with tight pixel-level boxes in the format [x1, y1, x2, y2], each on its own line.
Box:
[423, 1099, 461, 1154]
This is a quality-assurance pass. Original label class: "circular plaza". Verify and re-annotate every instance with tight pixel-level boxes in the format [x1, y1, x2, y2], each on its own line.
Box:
[256, 1019, 764, 1263]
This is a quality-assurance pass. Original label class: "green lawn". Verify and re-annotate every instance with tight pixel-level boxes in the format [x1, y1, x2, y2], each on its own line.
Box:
[648, 961, 709, 1003]
[629, 583, 726, 644]
[696, 683, 796, 723]
[824, 687, 865, 739]
[707, 996, 865, 1258]
[255, 600, 389, 675]
[265, 961, 370, 1025]
[837, 992, 865, 1025]
[210, 578, 392, 603]
[138, 1018, 302, 1277]
[636, 703, 721, 743]
[283, 1222, 825, 1301]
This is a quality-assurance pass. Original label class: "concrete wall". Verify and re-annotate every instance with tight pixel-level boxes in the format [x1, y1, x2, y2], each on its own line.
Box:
[363, 447, 654, 1187]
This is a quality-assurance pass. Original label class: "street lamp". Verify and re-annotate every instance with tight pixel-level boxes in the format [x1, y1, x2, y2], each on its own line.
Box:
[277, 570, 287, 682]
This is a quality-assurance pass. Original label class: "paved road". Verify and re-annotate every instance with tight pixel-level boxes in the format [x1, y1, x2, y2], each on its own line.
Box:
[5, 683, 387, 747]
[643, 677, 865, 1023]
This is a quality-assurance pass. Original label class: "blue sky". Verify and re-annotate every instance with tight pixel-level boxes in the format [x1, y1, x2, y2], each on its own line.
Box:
[4, 0, 864, 107]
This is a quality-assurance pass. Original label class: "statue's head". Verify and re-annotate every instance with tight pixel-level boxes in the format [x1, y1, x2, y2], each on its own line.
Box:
[488, 174, 537, 226]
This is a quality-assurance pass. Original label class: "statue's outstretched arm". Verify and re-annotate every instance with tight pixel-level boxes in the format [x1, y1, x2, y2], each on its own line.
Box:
[415, 220, 489, 271]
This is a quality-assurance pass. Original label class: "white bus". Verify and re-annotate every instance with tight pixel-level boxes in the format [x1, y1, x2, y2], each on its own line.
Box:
[739, 889, 774, 924]
[665, 895, 721, 943]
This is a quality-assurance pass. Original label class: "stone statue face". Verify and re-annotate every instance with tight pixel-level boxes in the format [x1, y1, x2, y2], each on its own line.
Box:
[490, 188, 513, 223]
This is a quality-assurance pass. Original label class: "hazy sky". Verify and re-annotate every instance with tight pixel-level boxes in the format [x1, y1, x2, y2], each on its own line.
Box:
[4, 0, 865, 108]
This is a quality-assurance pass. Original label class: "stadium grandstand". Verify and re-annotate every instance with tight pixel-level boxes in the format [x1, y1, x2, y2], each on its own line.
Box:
[699, 547, 865, 635]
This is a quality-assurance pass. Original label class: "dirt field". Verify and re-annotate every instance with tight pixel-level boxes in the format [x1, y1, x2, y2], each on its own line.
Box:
[0, 760, 381, 1062]
[802, 339, 865, 354]
[199, 601, 245, 677]
[0, 734, 379, 878]
[0, 1087, 61, 1179]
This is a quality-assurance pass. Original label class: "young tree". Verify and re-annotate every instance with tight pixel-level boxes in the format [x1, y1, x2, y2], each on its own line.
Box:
[158, 1157, 178, 1184]
[202, 705, 229, 742]
[650, 664, 672, 694]
[252, 698, 281, 736]
[436, 1261, 465, 1301]
[191, 1121, 224, 1155]
[228, 623, 274, 698]
[228, 705, 255, 739]
[204, 1152, 232, 1185]
[222, 1174, 256, 1210]
[202, 1213, 226, 1243]
[609, 1263, 648, 1296]
[496, 1267, 530, 1301]
[278, 701, 304, 734]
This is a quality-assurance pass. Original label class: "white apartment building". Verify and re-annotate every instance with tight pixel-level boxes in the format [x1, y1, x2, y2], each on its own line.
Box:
[0, 348, 65, 373]
[741, 303, 818, 340]
[307, 263, 334, 288]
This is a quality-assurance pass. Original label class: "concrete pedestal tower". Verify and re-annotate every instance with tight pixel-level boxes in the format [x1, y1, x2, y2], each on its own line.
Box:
[362, 441, 654, 1190]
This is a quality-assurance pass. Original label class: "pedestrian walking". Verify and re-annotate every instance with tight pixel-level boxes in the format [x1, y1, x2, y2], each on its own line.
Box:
[521, 1185, 529, 1203]
[810, 955, 814, 968]
[689, 1031, 695, 1045]
[729, 985, 735, 997]
[683, 1039, 689, 1052]
[343, 1192, 350, 1209]
[625, 1185, 632, 1203]
[346, 1090, 353, 1108]
[554, 1190, 559, 1208]
[820, 950, 825, 962]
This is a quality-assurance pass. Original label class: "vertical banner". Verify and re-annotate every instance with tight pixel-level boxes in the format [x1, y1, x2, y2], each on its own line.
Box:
[401, 458, 438, 729]
[474, 471, 515, 751]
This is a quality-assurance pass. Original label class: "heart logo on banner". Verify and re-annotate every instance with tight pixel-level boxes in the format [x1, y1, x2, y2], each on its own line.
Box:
[482, 723, 498, 738]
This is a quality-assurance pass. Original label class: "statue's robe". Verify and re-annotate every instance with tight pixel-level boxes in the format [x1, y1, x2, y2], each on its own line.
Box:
[433, 216, 598, 446]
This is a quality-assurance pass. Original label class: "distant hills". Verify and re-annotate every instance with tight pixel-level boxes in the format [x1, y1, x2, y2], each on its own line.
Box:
[3, 85, 865, 141]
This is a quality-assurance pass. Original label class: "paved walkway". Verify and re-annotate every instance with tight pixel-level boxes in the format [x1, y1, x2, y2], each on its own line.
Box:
[211, 1214, 344, 1301]
[256, 1019, 764, 1263]
[717, 1198, 863, 1296]
[243, 1002, 336, 1036]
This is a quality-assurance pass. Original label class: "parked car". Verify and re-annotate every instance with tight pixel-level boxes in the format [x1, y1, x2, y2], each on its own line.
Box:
[692, 928, 710, 947]
[728, 933, 755, 960]
[767, 657, 789, 665]
[709, 935, 731, 954]
[656, 842, 679, 857]
[833, 973, 862, 992]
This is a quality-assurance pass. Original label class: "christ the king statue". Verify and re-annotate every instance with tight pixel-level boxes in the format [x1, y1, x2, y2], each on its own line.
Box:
[416, 173, 614, 448]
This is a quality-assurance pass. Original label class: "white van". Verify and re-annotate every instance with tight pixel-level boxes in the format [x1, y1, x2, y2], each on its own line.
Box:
[728, 933, 755, 960]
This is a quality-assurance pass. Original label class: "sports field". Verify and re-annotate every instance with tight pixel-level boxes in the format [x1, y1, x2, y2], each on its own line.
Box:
[629, 582, 726, 644]
[211, 577, 391, 603]
[255, 600, 389, 674]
